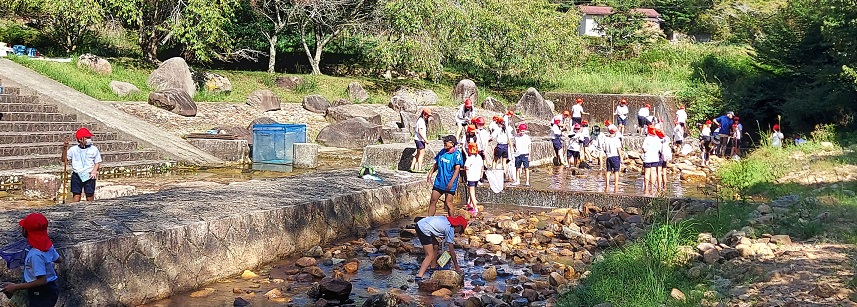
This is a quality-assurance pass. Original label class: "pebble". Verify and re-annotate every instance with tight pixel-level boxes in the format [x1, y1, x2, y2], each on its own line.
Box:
[189, 288, 215, 298]
[240, 270, 258, 279]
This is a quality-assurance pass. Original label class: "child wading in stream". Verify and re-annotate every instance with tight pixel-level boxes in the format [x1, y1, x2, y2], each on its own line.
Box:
[602, 125, 624, 193]
[426, 135, 463, 216]
[511, 123, 532, 187]
[463, 142, 483, 215]
[642, 125, 662, 195]
[415, 215, 466, 280]
[1, 213, 63, 306]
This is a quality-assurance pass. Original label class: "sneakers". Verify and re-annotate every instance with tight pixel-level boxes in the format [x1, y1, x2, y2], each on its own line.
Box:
[510, 181, 520, 186]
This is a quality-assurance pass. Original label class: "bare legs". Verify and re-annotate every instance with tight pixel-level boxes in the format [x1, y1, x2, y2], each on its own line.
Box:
[427, 190, 456, 216]
[410, 148, 425, 172]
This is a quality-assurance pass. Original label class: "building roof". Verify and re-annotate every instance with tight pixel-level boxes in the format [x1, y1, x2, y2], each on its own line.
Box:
[578, 5, 662, 18]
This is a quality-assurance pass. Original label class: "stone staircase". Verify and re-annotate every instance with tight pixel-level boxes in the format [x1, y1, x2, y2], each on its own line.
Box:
[0, 86, 173, 186]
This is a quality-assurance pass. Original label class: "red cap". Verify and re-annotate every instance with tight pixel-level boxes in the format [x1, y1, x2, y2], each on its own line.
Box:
[492, 115, 502, 123]
[467, 142, 479, 154]
[75, 127, 92, 140]
[645, 104, 651, 108]
[466, 124, 476, 133]
[609, 127, 617, 133]
[581, 119, 588, 125]
[506, 110, 514, 117]
[517, 123, 528, 131]
[679, 105, 685, 109]
[562, 110, 570, 117]
[19, 213, 53, 252]
[705, 120, 712, 125]
[447, 215, 467, 230]
[573, 124, 581, 130]
[474, 117, 486, 125]
[464, 99, 473, 108]
[604, 120, 611, 126]
[576, 98, 583, 104]
[773, 124, 780, 131]
[421, 108, 432, 116]
[620, 98, 627, 104]
[647, 125, 657, 135]
[553, 118, 561, 125]
[656, 129, 665, 138]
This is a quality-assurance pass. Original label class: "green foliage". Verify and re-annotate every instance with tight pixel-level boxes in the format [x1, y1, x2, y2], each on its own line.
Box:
[4, 0, 104, 54]
[594, 6, 662, 58]
[643, 0, 716, 35]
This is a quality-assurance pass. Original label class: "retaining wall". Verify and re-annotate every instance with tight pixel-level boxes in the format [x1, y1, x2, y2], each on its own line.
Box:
[0, 170, 431, 306]
[474, 186, 708, 211]
[361, 139, 558, 171]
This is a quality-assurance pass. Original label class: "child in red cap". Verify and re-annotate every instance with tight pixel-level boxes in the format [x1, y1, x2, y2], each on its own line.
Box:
[463, 142, 483, 215]
[454, 99, 475, 141]
[571, 98, 589, 126]
[62, 127, 102, 202]
[2, 213, 63, 305]
[415, 215, 466, 279]
[771, 124, 784, 148]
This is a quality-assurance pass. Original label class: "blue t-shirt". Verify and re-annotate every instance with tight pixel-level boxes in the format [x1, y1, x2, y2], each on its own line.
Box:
[716, 115, 733, 135]
[24, 246, 60, 283]
[433, 147, 463, 192]
[417, 216, 455, 244]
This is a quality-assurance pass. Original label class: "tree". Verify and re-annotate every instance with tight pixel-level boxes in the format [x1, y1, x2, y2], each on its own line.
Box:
[291, 0, 378, 75]
[249, 0, 292, 73]
[6, 0, 103, 54]
[104, 0, 236, 63]
[595, 6, 659, 58]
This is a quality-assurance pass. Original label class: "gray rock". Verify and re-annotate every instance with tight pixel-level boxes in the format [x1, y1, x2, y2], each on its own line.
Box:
[109, 81, 140, 97]
[246, 117, 278, 131]
[392, 87, 438, 107]
[316, 117, 381, 149]
[347, 81, 370, 102]
[77, 54, 112, 75]
[372, 255, 394, 271]
[21, 174, 59, 200]
[303, 95, 331, 114]
[246, 89, 281, 112]
[452, 79, 478, 103]
[293, 143, 319, 169]
[316, 278, 352, 300]
[95, 184, 138, 200]
[702, 248, 721, 264]
[388, 95, 417, 113]
[275, 75, 304, 90]
[147, 57, 196, 97]
[326, 104, 382, 125]
[199, 72, 232, 93]
[516, 88, 553, 120]
[481, 97, 505, 113]
[148, 89, 197, 116]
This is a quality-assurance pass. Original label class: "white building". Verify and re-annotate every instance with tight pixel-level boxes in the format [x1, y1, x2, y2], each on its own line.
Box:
[578, 6, 663, 37]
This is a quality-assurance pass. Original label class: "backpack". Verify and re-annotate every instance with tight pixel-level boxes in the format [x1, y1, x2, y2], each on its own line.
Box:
[359, 166, 375, 177]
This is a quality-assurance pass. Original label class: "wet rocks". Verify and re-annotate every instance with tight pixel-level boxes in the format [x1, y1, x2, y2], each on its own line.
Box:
[431, 270, 464, 288]
[240, 270, 258, 279]
[311, 278, 352, 301]
[296, 257, 318, 267]
[372, 255, 394, 271]
[548, 272, 567, 287]
[189, 287, 215, 298]
[482, 266, 498, 281]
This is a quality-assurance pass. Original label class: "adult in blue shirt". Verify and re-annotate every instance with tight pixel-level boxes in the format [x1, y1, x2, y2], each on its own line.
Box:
[426, 135, 463, 216]
[713, 111, 734, 157]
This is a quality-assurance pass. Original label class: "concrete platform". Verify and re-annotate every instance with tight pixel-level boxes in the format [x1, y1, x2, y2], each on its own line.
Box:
[0, 169, 431, 306]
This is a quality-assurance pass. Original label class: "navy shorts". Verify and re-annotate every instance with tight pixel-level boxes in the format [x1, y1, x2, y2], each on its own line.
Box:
[467, 181, 478, 187]
[675, 139, 683, 145]
[606, 156, 621, 172]
[572, 117, 582, 125]
[515, 154, 530, 168]
[583, 137, 591, 147]
[637, 115, 650, 128]
[415, 140, 426, 149]
[494, 144, 509, 159]
[643, 162, 660, 168]
[28, 281, 59, 307]
[617, 116, 627, 126]
[71, 172, 96, 196]
[661, 161, 668, 167]
[567, 150, 580, 159]
[552, 138, 562, 150]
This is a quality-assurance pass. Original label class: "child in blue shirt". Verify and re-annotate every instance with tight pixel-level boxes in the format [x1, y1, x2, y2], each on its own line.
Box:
[426, 135, 463, 216]
[2, 213, 63, 306]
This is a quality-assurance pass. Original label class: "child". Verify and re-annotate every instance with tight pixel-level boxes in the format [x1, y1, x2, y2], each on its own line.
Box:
[511, 124, 531, 186]
[676, 104, 688, 136]
[673, 121, 684, 155]
[642, 126, 662, 195]
[771, 124, 784, 148]
[62, 127, 102, 202]
[700, 120, 713, 167]
[571, 98, 589, 125]
[454, 99, 475, 141]
[490, 116, 511, 173]
[474, 117, 491, 166]
[658, 129, 672, 191]
[415, 215, 466, 279]
[410, 108, 432, 172]
[426, 135, 463, 216]
[602, 126, 624, 193]
[464, 142, 483, 215]
[614, 98, 629, 134]
[731, 117, 743, 158]
[2, 213, 63, 305]
[637, 104, 651, 135]
[567, 124, 583, 168]
[580, 120, 592, 163]
[551, 116, 564, 166]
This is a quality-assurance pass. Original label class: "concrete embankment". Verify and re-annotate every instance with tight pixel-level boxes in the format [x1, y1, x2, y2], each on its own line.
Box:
[0, 170, 431, 306]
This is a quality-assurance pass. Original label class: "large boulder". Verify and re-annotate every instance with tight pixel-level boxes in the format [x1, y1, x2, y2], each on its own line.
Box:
[147, 57, 196, 97]
[199, 72, 232, 93]
[303, 95, 331, 114]
[316, 117, 381, 149]
[246, 117, 278, 131]
[482, 97, 505, 113]
[246, 89, 281, 112]
[77, 54, 112, 75]
[347, 82, 370, 103]
[517, 120, 551, 137]
[326, 104, 382, 125]
[148, 89, 197, 117]
[516, 87, 553, 120]
[315, 278, 353, 301]
[275, 76, 304, 90]
[400, 111, 441, 140]
[430, 270, 464, 288]
[394, 87, 438, 106]
[109, 81, 140, 97]
[452, 79, 478, 103]
[388, 95, 417, 113]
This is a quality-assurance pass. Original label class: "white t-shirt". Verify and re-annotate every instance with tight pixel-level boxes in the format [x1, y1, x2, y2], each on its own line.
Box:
[602, 135, 622, 158]
[455, 105, 474, 125]
[568, 132, 583, 151]
[676, 109, 687, 123]
[514, 134, 531, 155]
[701, 125, 711, 137]
[488, 122, 500, 133]
[673, 125, 684, 142]
[465, 154, 484, 181]
[638, 107, 650, 117]
[771, 131, 784, 148]
[571, 104, 584, 117]
[551, 124, 562, 138]
[661, 136, 673, 161]
[615, 105, 629, 119]
[477, 129, 491, 151]
[580, 127, 590, 138]
[67, 145, 102, 181]
[642, 136, 662, 163]
[414, 117, 427, 142]
[492, 127, 509, 144]
[734, 123, 743, 139]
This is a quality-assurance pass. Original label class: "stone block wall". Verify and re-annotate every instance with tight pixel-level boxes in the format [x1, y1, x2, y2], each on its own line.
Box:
[476, 187, 677, 210]
[188, 139, 249, 162]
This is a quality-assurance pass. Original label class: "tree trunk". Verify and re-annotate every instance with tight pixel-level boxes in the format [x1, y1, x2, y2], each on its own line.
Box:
[310, 48, 322, 75]
[267, 35, 277, 74]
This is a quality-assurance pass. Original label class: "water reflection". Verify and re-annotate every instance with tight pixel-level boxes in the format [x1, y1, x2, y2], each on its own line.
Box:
[535, 165, 703, 198]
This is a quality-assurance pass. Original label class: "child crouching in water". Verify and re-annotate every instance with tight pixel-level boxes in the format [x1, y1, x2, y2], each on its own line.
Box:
[2, 213, 63, 306]
[464, 142, 483, 215]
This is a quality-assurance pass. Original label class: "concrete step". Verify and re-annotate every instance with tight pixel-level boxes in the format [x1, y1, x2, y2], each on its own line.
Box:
[0, 103, 58, 113]
[0, 121, 96, 132]
[0, 112, 75, 122]
[0, 87, 21, 95]
[0, 159, 177, 187]
[0, 141, 139, 156]
[0, 131, 119, 143]
[0, 94, 38, 104]
[0, 150, 161, 170]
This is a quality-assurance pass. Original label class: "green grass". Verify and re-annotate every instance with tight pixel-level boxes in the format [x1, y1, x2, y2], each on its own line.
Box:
[558, 221, 708, 307]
